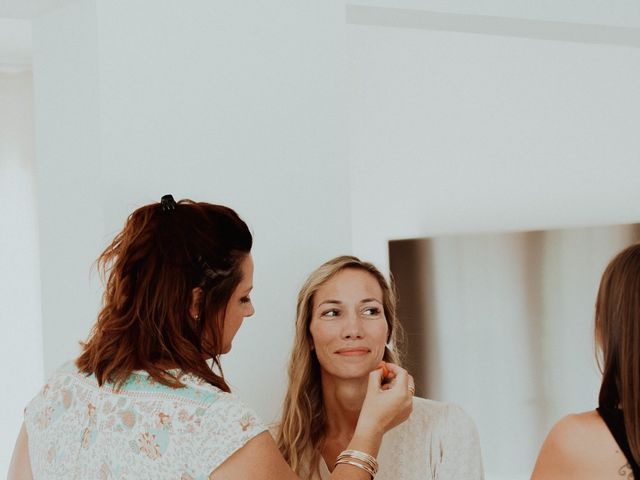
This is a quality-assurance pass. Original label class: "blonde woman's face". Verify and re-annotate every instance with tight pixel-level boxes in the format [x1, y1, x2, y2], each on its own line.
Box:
[309, 268, 388, 380]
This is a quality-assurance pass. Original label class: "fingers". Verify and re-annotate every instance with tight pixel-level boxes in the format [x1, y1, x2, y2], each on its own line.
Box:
[361, 363, 414, 433]
[408, 375, 415, 396]
[376, 361, 391, 379]
[383, 363, 409, 391]
[367, 366, 384, 391]
[370, 362, 415, 398]
[383, 362, 404, 376]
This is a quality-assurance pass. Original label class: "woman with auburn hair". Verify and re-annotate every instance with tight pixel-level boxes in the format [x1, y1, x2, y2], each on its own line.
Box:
[532, 244, 640, 479]
[276, 256, 484, 480]
[8, 196, 413, 480]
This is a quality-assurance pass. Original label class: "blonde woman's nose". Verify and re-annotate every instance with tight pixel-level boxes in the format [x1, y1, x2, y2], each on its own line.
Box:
[342, 311, 363, 339]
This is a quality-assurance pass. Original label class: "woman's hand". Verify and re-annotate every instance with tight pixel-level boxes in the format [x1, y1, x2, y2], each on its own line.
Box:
[357, 363, 413, 436]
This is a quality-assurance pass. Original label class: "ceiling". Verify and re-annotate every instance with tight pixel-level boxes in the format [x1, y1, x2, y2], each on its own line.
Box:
[2, 0, 639, 27]
[347, 0, 640, 29]
[0, 0, 638, 73]
[0, 0, 74, 19]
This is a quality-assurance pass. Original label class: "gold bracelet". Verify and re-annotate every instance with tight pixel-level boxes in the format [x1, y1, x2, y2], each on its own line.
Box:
[337, 450, 378, 468]
[335, 458, 376, 478]
[336, 450, 379, 475]
[335, 455, 377, 474]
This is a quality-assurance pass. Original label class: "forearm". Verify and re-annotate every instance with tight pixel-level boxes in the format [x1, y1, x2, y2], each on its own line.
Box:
[327, 427, 383, 480]
[8, 423, 34, 480]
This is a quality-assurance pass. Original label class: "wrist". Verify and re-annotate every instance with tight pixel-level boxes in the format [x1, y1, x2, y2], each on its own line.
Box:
[348, 425, 383, 458]
[354, 418, 384, 439]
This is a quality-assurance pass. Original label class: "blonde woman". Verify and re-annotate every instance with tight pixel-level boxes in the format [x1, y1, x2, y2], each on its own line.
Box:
[276, 256, 484, 480]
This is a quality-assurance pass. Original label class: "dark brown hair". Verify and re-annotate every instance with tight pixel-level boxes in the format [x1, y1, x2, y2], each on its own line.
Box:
[597, 243, 640, 464]
[76, 198, 252, 392]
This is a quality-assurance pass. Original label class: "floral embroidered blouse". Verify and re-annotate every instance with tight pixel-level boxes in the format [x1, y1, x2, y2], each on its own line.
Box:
[24, 362, 267, 480]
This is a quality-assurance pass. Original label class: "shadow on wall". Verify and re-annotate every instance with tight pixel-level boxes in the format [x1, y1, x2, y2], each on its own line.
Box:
[389, 223, 640, 478]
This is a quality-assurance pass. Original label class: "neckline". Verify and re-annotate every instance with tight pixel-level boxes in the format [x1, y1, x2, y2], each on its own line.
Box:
[319, 456, 331, 479]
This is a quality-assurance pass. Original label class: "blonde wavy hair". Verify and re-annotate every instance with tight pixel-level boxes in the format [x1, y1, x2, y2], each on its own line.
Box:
[276, 255, 405, 476]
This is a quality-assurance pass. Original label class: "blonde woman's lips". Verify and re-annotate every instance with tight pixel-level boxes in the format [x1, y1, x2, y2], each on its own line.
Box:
[335, 347, 370, 356]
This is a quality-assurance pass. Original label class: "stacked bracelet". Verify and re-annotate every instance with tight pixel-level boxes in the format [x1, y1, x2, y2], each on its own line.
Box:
[335, 449, 379, 478]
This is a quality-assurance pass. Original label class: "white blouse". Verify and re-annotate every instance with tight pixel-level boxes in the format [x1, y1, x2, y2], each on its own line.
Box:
[24, 362, 267, 480]
[314, 398, 484, 480]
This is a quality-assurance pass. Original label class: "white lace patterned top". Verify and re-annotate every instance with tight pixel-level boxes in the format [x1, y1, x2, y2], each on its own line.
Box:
[24, 362, 267, 480]
[310, 398, 484, 480]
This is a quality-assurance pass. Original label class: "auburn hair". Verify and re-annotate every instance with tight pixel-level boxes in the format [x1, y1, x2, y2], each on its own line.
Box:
[76, 198, 252, 392]
[597, 243, 640, 465]
[276, 256, 405, 477]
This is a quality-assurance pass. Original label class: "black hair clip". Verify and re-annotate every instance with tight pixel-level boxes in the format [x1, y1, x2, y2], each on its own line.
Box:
[161, 194, 177, 212]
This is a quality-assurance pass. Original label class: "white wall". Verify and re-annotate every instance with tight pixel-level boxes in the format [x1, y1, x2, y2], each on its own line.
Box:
[348, 24, 640, 271]
[347, 20, 640, 480]
[0, 18, 32, 72]
[32, 0, 350, 423]
[32, 0, 105, 385]
[0, 71, 42, 473]
[346, 0, 640, 28]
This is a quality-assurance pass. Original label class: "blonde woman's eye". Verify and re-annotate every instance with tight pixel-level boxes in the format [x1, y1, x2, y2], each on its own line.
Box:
[363, 307, 381, 316]
[322, 309, 339, 318]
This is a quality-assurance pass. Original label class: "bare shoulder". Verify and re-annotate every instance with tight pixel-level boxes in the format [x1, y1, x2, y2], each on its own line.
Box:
[546, 411, 606, 447]
[532, 410, 628, 480]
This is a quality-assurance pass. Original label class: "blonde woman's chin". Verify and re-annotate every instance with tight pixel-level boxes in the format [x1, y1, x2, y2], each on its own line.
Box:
[324, 366, 379, 382]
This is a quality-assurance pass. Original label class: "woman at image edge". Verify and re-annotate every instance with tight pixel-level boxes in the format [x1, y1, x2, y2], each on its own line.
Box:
[532, 243, 640, 479]
[276, 256, 484, 480]
[8, 196, 413, 480]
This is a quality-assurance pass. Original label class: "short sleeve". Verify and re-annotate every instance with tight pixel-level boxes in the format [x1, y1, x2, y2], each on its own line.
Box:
[433, 403, 484, 480]
[190, 393, 268, 476]
[23, 385, 45, 456]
